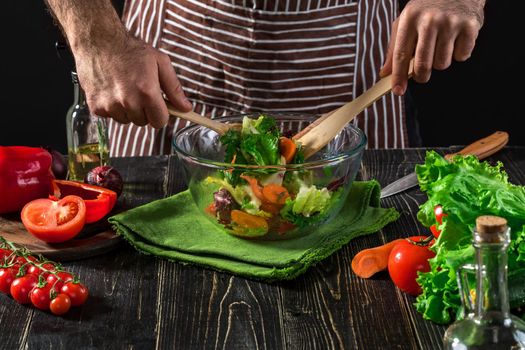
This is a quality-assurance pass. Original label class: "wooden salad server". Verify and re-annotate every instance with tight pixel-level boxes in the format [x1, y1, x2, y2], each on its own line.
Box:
[294, 60, 415, 159]
[165, 100, 240, 135]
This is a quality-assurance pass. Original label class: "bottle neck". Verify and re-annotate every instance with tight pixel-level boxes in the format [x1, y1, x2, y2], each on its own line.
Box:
[475, 243, 510, 318]
[73, 82, 87, 107]
[71, 72, 86, 107]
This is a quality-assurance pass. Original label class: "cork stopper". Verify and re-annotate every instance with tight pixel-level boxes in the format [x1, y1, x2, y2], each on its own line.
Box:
[475, 215, 508, 244]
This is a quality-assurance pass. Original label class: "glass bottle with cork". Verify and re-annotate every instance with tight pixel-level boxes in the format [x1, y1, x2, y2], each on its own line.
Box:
[65, 71, 110, 181]
[443, 215, 525, 349]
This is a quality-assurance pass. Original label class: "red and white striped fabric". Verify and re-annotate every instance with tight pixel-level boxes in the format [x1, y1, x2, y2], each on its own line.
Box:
[109, 0, 406, 157]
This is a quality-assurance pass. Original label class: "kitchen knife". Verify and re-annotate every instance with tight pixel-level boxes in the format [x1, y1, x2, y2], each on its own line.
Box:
[380, 131, 509, 199]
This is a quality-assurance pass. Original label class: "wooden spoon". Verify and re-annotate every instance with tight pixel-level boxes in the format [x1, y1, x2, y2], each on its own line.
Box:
[295, 60, 415, 159]
[166, 101, 240, 135]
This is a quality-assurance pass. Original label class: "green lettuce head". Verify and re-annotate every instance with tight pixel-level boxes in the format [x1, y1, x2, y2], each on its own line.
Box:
[414, 151, 525, 324]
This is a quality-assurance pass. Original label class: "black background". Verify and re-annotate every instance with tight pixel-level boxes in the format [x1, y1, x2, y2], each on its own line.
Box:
[1, 0, 522, 154]
[1, 0, 125, 154]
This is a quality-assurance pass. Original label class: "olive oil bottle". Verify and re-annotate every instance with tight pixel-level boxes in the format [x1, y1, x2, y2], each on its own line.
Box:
[66, 71, 110, 181]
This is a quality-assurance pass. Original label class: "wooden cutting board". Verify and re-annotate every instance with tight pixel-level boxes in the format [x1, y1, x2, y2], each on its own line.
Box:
[0, 211, 122, 261]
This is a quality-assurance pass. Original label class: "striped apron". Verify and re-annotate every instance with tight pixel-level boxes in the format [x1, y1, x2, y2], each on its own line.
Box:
[110, 0, 406, 157]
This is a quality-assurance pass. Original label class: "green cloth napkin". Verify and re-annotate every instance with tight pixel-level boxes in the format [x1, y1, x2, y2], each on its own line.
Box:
[109, 180, 399, 281]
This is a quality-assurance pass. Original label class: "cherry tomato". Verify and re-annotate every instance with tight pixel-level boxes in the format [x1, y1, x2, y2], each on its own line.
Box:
[20, 195, 86, 243]
[46, 272, 74, 291]
[14, 255, 36, 265]
[388, 236, 436, 296]
[30, 285, 54, 310]
[434, 205, 447, 225]
[430, 224, 441, 239]
[61, 282, 89, 306]
[27, 265, 43, 276]
[0, 248, 12, 260]
[27, 262, 56, 278]
[10, 274, 38, 304]
[0, 268, 16, 294]
[50, 293, 71, 316]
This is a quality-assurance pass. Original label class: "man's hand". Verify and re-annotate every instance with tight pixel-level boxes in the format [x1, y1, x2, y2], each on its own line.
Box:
[380, 0, 485, 96]
[74, 35, 192, 128]
[45, 0, 192, 128]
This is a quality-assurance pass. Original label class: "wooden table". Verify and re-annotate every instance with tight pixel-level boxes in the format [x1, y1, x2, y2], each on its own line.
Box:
[1, 147, 524, 350]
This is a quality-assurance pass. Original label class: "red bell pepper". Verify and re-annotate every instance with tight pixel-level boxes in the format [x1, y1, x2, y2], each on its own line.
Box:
[0, 146, 54, 214]
[50, 179, 117, 223]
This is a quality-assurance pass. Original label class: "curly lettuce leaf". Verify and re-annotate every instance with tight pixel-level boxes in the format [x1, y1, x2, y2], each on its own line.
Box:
[414, 151, 525, 324]
[281, 186, 342, 227]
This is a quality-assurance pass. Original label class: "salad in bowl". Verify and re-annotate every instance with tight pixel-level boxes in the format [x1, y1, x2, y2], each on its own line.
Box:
[173, 113, 366, 240]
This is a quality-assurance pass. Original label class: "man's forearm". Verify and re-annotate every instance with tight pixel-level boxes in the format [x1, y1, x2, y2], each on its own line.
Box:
[44, 0, 128, 55]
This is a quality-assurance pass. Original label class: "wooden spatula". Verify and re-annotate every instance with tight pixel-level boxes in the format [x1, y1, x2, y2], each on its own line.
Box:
[166, 101, 240, 135]
[295, 60, 415, 159]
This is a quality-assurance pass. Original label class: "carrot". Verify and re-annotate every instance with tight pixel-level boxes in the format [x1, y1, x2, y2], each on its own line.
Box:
[351, 239, 405, 278]
[226, 154, 237, 175]
[231, 210, 268, 230]
[240, 175, 265, 201]
[279, 137, 297, 164]
[204, 202, 217, 216]
[261, 184, 290, 205]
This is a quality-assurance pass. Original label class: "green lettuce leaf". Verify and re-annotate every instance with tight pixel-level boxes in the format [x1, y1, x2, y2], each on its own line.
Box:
[281, 186, 342, 227]
[414, 151, 525, 324]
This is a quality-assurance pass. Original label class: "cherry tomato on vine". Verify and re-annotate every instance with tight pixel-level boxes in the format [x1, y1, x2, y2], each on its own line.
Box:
[388, 236, 436, 296]
[30, 285, 54, 310]
[50, 293, 71, 316]
[0, 268, 16, 294]
[46, 272, 74, 291]
[27, 262, 56, 277]
[27, 265, 44, 277]
[0, 248, 12, 260]
[10, 274, 38, 304]
[61, 282, 88, 306]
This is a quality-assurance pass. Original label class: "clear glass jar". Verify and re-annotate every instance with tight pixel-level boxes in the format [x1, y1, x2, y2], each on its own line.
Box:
[443, 215, 525, 349]
[66, 72, 110, 181]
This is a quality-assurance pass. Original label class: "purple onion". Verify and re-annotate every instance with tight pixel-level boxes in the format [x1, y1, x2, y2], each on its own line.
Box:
[84, 165, 124, 196]
[43, 146, 68, 179]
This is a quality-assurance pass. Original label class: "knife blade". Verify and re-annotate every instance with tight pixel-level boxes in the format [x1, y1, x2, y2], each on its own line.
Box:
[380, 131, 509, 199]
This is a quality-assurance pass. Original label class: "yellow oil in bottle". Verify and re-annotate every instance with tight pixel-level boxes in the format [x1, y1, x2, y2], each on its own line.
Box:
[68, 143, 109, 181]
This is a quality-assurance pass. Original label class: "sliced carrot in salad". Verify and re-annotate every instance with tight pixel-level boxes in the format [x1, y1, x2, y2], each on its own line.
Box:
[231, 210, 268, 230]
[279, 137, 297, 164]
[240, 175, 265, 201]
[262, 184, 290, 205]
[205, 203, 217, 216]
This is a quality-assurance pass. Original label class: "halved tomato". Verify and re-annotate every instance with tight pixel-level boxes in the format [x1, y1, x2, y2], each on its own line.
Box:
[21, 195, 86, 243]
[51, 180, 117, 223]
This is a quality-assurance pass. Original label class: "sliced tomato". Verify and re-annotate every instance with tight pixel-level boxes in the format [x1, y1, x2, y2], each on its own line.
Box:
[51, 179, 117, 223]
[21, 195, 86, 243]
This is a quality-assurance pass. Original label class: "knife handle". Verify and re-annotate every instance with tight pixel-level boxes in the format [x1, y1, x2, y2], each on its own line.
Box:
[444, 131, 509, 161]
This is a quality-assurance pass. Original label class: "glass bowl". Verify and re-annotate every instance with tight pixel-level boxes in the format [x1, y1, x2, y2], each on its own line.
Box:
[172, 113, 366, 240]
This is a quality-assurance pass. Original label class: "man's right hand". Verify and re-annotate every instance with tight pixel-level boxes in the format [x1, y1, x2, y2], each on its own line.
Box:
[74, 34, 192, 128]
[45, 0, 192, 129]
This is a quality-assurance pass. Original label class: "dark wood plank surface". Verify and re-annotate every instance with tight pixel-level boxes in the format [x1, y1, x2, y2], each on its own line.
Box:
[1, 147, 524, 350]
